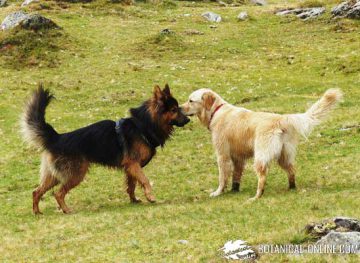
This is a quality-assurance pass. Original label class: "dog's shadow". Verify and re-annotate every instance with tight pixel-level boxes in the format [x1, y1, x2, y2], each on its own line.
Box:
[32, 185, 300, 216]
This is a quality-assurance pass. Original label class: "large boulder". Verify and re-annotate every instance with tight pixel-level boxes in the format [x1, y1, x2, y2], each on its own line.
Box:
[332, 0, 360, 19]
[1, 12, 58, 31]
[316, 232, 360, 253]
[1, 11, 29, 30]
[276, 7, 325, 20]
[20, 14, 59, 31]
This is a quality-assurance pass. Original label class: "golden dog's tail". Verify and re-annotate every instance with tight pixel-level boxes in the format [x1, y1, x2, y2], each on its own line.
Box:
[286, 89, 343, 138]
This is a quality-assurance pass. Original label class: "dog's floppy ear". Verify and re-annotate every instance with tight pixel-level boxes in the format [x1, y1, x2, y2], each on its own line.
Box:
[153, 85, 163, 100]
[202, 92, 216, 111]
[163, 84, 171, 97]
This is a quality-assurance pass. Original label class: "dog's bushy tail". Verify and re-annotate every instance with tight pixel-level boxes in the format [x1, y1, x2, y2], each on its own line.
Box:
[21, 84, 59, 150]
[286, 89, 343, 138]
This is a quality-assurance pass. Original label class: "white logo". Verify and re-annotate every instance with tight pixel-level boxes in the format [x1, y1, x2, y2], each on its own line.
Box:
[220, 240, 257, 260]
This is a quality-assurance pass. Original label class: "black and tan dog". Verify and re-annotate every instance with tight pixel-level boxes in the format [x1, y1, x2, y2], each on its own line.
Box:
[21, 84, 189, 214]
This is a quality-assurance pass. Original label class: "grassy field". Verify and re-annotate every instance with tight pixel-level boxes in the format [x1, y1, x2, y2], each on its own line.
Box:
[1, 0, 360, 261]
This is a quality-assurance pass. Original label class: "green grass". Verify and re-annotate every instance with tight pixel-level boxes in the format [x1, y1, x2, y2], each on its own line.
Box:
[1, 0, 360, 262]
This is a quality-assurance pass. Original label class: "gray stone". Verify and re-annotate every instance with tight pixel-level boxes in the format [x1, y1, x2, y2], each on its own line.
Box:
[0, 0, 7, 7]
[202, 12, 222, 23]
[237, 11, 248, 21]
[276, 7, 325, 20]
[346, 1, 360, 19]
[218, 1, 227, 7]
[1, 12, 59, 31]
[332, 0, 360, 19]
[1, 11, 29, 30]
[21, 0, 39, 7]
[316, 232, 360, 253]
[19, 14, 59, 31]
[160, 28, 174, 35]
[251, 0, 267, 6]
[178, 240, 189, 244]
[334, 217, 360, 232]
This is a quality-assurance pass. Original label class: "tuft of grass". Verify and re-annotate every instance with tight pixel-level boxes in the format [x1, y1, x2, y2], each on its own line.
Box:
[0, 27, 70, 68]
[159, 0, 178, 9]
[298, 0, 325, 8]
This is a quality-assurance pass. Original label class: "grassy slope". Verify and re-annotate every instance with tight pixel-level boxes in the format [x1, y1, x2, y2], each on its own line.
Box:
[0, 0, 360, 261]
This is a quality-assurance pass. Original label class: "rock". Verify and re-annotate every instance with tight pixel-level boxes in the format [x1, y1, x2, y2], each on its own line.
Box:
[1, 11, 29, 30]
[297, 7, 325, 20]
[237, 11, 248, 21]
[1, 11, 59, 31]
[21, 0, 39, 7]
[20, 14, 59, 31]
[218, 1, 227, 7]
[334, 217, 360, 232]
[178, 240, 189, 245]
[316, 232, 360, 253]
[202, 12, 222, 23]
[184, 29, 204, 35]
[251, 0, 267, 6]
[160, 28, 174, 35]
[332, 0, 360, 19]
[305, 217, 360, 239]
[276, 7, 325, 20]
[0, 0, 7, 7]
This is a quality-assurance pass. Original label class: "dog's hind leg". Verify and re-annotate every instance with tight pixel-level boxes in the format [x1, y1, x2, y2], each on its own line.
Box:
[54, 161, 88, 214]
[251, 132, 283, 200]
[252, 161, 269, 200]
[126, 172, 141, 203]
[278, 143, 297, 190]
[231, 158, 245, 192]
[33, 153, 59, 215]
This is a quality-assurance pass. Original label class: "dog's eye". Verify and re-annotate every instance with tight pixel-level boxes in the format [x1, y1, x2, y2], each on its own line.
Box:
[171, 108, 177, 113]
[189, 100, 193, 103]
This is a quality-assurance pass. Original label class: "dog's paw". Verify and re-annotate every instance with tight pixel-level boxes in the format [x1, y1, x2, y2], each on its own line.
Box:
[210, 191, 221, 197]
[146, 194, 156, 203]
[131, 198, 142, 204]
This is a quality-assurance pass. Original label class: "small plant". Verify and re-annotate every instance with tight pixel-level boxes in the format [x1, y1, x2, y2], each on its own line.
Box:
[0, 27, 69, 68]
[298, 0, 325, 8]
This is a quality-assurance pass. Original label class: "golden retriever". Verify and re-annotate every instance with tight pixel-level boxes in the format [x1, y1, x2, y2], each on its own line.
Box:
[181, 89, 342, 200]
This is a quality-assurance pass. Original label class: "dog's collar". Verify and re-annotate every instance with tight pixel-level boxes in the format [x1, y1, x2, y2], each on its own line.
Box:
[208, 103, 224, 130]
[115, 118, 162, 148]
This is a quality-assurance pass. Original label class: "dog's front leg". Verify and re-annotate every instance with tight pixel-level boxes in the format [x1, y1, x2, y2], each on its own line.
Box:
[210, 154, 232, 197]
[125, 172, 141, 203]
[125, 162, 156, 203]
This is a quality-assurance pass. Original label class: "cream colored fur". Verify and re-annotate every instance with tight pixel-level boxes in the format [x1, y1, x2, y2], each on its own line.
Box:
[181, 88, 343, 200]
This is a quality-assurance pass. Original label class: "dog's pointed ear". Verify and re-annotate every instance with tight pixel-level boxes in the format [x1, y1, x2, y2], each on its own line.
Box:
[202, 92, 216, 111]
[153, 85, 163, 100]
[163, 84, 171, 96]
